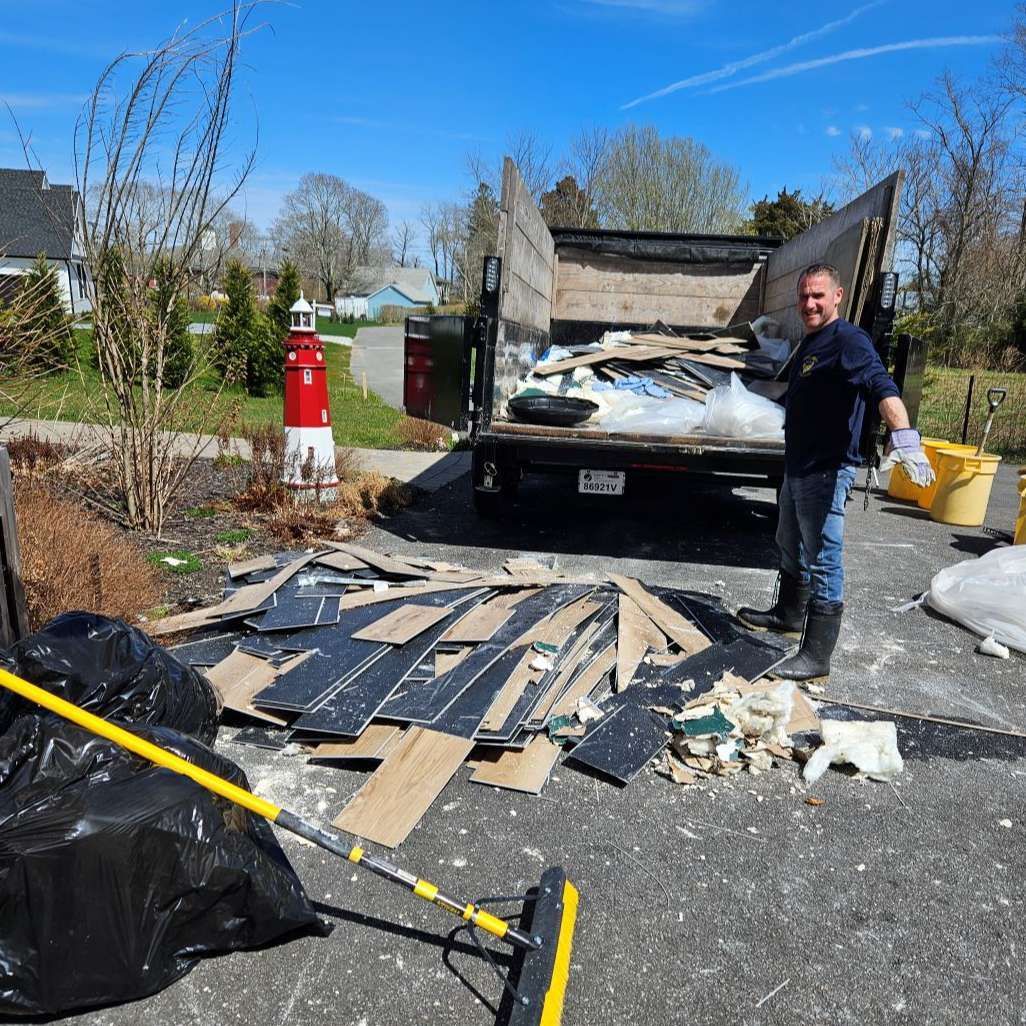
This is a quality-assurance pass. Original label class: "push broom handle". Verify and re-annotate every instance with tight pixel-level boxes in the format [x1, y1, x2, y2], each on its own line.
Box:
[0, 666, 540, 953]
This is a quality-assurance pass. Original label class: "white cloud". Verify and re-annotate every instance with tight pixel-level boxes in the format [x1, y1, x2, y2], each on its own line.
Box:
[0, 92, 87, 109]
[857, 125, 873, 139]
[885, 125, 904, 140]
[914, 128, 931, 139]
[708, 35, 1003, 94]
[826, 125, 842, 137]
[621, 1, 886, 108]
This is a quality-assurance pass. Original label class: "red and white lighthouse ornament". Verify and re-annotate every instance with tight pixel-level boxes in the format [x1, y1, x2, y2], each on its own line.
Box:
[283, 292, 338, 500]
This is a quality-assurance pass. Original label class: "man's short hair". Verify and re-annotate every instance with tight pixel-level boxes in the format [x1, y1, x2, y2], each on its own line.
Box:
[798, 263, 841, 290]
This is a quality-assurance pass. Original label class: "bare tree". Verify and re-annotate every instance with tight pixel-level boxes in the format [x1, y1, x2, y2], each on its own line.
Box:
[272, 173, 350, 301]
[420, 203, 442, 277]
[75, 4, 260, 533]
[593, 125, 747, 233]
[391, 220, 416, 267]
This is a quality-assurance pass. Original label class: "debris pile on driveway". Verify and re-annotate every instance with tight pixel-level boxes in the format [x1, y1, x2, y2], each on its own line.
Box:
[153, 542, 875, 849]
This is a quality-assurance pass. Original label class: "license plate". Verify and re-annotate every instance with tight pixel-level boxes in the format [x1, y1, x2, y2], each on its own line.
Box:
[578, 469, 625, 495]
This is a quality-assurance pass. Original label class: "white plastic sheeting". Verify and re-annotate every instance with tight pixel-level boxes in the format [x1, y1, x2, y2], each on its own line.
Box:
[600, 395, 706, 435]
[702, 373, 785, 439]
[927, 546, 1026, 654]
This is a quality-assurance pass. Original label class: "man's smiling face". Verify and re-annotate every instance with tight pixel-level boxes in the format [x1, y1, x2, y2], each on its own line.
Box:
[797, 272, 843, 332]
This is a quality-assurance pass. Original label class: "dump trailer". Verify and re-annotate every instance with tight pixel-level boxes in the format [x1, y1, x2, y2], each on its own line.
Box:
[404, 159, 926, 516]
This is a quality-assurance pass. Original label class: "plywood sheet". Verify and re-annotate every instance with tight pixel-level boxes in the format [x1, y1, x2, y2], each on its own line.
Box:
[350, 603, 452, 644]
[533, 344, 675, 377]
[333, 727, 475, 848]
[470, 736, 562, 794]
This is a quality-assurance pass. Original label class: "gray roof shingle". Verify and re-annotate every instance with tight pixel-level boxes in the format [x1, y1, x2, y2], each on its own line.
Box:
[344, 265, 436, 302]
[0, 169, 81, 260]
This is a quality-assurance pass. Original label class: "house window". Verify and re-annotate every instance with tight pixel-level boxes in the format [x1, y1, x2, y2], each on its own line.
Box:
[75, 263, 87, 300]
[303, 368, 312, 385]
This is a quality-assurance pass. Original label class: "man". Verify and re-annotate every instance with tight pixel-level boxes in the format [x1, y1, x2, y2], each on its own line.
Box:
[738, 263, 934, 680]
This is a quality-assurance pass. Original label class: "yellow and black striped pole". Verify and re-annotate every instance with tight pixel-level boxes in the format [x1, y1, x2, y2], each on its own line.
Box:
[0, 666, 541, 952]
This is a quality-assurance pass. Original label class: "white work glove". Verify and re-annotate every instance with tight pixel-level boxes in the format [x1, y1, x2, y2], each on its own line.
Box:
[880, 428, 935, 488]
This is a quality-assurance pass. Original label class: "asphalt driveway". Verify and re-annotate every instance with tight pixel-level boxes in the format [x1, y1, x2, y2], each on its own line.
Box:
[50, 464, 1026, 1026]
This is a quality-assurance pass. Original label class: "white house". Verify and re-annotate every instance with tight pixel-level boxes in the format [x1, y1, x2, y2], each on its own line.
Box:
[335, 265, 439, 319]
[0, 168, 92, 317]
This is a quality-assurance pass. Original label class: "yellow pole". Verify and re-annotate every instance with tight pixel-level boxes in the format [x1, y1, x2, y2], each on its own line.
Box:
[0, 666, 281, 822]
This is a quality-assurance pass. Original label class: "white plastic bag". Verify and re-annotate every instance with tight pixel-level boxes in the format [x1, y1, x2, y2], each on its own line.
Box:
[599, 395, 706, 435]
[701, 373, 785, 439]
[927, 546, 1026, 654]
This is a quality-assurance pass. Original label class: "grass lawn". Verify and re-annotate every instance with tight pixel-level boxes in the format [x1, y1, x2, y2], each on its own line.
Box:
[0, 329, 405, 450]
[917, 365, 1026, 461]
[315, 317, 382, 339]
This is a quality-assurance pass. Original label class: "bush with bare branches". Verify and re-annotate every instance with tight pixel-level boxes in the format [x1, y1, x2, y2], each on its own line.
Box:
[14, 478, 161, 629]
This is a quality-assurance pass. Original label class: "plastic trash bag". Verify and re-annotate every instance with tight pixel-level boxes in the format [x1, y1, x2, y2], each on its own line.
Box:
[702, 373, 785, 439]
[0, 714, 327, 1018]
[0, 612, 220, 743]
[600, 395, 707, 435]
[927, 546, 1026, 654]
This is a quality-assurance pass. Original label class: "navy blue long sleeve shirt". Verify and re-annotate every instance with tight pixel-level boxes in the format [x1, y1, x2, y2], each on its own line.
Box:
[784, 318, 899, 476]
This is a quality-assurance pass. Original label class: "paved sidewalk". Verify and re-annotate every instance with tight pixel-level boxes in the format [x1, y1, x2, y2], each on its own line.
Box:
[0, 417, 469, 494]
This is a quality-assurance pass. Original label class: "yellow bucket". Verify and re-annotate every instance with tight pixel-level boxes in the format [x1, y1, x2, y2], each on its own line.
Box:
[1015, 468, 1026, 545]
[917, 441, 980, 510]
[930, 448, 1002, 527]
[887, 436, 948, 501]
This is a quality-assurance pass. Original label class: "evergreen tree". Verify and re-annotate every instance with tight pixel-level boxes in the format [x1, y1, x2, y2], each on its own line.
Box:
[212, 258, 258, 386]
[747, 188, 834, 240]
[267, 259, 301, 343]
[149, 258, 193, 389]
[540, 175, 600, 229]
[245, 318, 282, 397]
[18, 253, 74, 370]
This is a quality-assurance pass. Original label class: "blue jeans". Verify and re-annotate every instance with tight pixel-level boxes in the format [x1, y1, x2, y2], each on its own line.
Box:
[775, 466, 857, 610]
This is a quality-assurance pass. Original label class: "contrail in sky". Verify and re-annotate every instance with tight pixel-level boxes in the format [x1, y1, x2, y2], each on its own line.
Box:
[707, 35, 1004, 93]
[621, 0, 887, 109]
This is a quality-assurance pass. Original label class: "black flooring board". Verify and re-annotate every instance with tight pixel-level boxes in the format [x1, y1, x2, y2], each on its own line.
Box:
[255, 587, 484, 713]
[247, 595, 341, 632]
[377, 585, 589, 725]
[168, 631, 243, 666]
[564, 703, 670, 785]
[289, 592, 487, 737]
[230, 726, 293, 750]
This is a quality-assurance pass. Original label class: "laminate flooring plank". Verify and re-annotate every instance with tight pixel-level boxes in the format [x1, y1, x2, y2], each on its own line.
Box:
[661, 590, 746, 645]
[617, 594, 666, 691]
[470, 736, 562, 794]
[376, 586, 587, 725]
[608, 574, 709, 655]
[564, 704, 670, 785]
[309, 725, 402, 764]
[312, 550, 371, 573]
[289, 592, 486, 737]
[332, 727, 475, 848]
[475, 600, 614, 742]
[351, 604, 452, 644]
[247, 595, 341, 632]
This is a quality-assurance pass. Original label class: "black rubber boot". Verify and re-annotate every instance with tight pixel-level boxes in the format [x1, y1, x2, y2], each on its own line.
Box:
[770, 605, 844, 681]
[737, 572, 811, 635]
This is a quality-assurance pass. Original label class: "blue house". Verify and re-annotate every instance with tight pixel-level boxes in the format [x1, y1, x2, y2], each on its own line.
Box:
[335, 265, 439, 318]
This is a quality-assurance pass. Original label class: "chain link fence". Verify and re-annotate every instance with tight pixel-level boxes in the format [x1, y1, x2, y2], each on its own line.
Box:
[917, 368, 1026, 461]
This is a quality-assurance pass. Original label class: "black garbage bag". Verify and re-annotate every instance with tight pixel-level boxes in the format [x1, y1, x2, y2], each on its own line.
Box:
[0, 714, 328, 1018]
[0, 612, 219, 743]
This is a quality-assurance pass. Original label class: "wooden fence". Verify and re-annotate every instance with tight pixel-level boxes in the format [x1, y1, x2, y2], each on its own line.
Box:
[0, 447, 29, 648]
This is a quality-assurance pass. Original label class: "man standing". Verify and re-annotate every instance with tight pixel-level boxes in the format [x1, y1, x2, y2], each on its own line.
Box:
[738, 263, 933, 680]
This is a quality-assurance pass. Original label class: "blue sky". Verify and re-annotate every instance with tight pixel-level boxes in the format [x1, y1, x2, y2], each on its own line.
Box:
[0, 1, 1010, 262]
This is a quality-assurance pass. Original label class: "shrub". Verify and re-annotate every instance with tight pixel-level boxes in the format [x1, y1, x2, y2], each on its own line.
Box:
[396, 415, 449, 451]
[14, 479, 162, 629]
[16, 254, 75, 370]
[149, 257, 194, 389]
